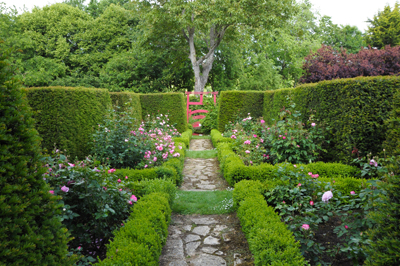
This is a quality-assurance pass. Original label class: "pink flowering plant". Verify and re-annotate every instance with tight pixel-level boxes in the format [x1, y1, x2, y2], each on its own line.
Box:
[223, 97, 328, 165]
[264, 164, 382, 265]
[40, 150, 137, 262]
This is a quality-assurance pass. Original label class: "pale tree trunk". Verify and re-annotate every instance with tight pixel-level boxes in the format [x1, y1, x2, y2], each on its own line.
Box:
[183, 23, 229, 92]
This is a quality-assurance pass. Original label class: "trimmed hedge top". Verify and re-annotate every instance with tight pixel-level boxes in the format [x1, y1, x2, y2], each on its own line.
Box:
[110, 91, 142, 124]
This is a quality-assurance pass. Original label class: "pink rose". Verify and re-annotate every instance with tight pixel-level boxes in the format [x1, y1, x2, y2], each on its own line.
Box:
[283, 136, 286, 139]
[297, 183, 301, 187]
[49, 190, 54, 194]
[260, 119, 265, 124]
[117, 179, 121, 183]
[311, 123, 316, 127]
[302, 224, 310, 230]
[245, 150, 250, 154]
[108, 168, 116, 173]
[125, 176, 128, 179]
[61, 186, 69, 192]
[130, 195, 137, 202]
[310, 201, 314, 206]
[345, 225, 349, 229]
[129, 201, 133, 205]
[322, 191, 333, 202]
[350, 191, 355, 195]
[153, 157, 157, 162]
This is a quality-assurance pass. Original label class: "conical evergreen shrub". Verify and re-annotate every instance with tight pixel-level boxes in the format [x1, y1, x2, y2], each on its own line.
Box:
[0, 48, 78, 265]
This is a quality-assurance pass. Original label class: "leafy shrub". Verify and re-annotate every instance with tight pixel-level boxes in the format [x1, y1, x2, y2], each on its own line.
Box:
[233, 180, 265, 210]
[41, 153, 136, 262]
[0, 50, 78, 265]
[92, 107, 147, 169]
[301, 45, 400, 83]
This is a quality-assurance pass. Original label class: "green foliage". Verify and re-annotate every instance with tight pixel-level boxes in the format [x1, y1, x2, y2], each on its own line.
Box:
[42, 153, 135, 261]
[91, 107, 146, 169]
[236, 184, 306, 265]
[0, 50, 77, 265]
[217, 91, 264, 132]
[140, 93, 187, 133]
[98, 192, 171, 265]
[172, 190, 234, 215]
[364, 156, 400, 265]
[24, 86, 111, 159]
[109, 92, 142, 122]
[233, 180, 265, 210]
[365, 3, 400, 49]
[173, 129, 192, 148]
[210, 128, 234, 147]
[263, 76, 400, 163]
[383, 88, 400, 156]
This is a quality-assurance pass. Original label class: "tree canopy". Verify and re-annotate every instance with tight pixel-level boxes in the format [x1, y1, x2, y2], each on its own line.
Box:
[365, 2, 400, 49]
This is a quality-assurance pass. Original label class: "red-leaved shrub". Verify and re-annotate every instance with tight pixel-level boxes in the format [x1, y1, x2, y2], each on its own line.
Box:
[300, 45, 400, 83]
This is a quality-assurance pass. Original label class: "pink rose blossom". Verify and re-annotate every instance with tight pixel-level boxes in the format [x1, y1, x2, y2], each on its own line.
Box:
[297, 183, 301, 187]
[130, 195, 137, 202]
[350, 191, 355, 195]
[125, 176, 128, 179]
[117, 179, 121, 183]
[293, 165, 297, 168]
[245, 150, 250, 154]
[103, 186, 107, 191]
[119, 189, 122, 191]
[61, 186, 69, 192]
[108, 168, 116, 173]
[308, 172, 313, 176]
[283, 136, 286, 139]
[260, 119, 265, 124]
[49, 190, 54, 194]
[68, 163, 75, 167]
[144, 165, 148, 168]
[310, 201, 314, 206]
[77, 246, 82, 251]
[231, 135, 236, 139]
[153, 157, 157, 162]
[322, 191, 333, 202]
[311, 123, 316, 127]
[302, 224, 310, 230]
[345, 225, 349, 229]
[129, 201, 133, 205]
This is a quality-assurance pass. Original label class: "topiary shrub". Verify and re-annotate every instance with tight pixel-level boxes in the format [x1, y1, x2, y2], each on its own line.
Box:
[0, 49, 78, 265]
[109, 91, 142, 123]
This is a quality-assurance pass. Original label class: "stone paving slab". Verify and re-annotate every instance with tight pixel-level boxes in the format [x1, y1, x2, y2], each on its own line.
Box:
[159, 214, 253, 266]
[181, 158, 229, 191]
[189, 139, 214, 151]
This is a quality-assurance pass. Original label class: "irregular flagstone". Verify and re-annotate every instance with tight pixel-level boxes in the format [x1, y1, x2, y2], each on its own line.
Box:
[204, 236, 220, 245]
[189, 139, 214, 150]
[185, 234, 201, 243]
[191, 217, 217, 225]
[201, 246, 218, 254]
[185, 241, 201, 256]
[160, 238, 185, 264]
[189, 254, 227, 266]
[192, 226, 210, 236]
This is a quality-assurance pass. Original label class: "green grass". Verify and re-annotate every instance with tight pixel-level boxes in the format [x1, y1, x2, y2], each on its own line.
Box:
[191, 135, 211, 139]
[172, 190, 234, 215]
[186, 149, 218, 159]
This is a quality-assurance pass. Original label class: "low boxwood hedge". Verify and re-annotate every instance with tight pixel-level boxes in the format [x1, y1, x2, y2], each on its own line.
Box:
[98, 192, 171, 265]
[235, 180, 306, 266]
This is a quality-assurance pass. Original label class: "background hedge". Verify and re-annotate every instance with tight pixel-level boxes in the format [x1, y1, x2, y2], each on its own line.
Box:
[24, 86, 111, 159]
[263, 76, 400, 162]
[140, 92, 187, 133]
[217, 91, 264, 132]
[383, 88, 400, 156]
[110, 91, 142, 123]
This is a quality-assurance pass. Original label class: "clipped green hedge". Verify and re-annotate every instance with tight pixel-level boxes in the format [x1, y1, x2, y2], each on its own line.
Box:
[124, 179, 177, 206]
[110, 91, 142, 123]
[383, 88, 400, 156]
[235, 181, 306, 266]
[263, 76, 400, 162]
[210, 129, 234, 147]
[140, 93, 187, 133]
[98, 192, 171, 266]
[217, 91, 264, 132]
[173, 129, 193, 148]
[24, 86, 111, 159]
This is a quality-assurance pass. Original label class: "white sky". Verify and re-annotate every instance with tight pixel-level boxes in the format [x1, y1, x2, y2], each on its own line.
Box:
[1, 0, 399, 32]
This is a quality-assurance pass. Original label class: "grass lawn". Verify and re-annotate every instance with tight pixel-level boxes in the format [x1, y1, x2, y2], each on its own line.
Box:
[172, 190, 234, 215]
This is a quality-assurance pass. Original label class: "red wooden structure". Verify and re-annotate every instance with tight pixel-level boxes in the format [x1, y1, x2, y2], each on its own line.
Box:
[186, 91, 218, 128]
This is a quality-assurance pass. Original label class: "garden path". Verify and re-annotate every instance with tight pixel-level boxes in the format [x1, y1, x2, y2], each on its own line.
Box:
[159, 139, 253, 266]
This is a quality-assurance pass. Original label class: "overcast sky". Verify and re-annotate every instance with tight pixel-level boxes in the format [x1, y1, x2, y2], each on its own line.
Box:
[1, 0, 399, 32]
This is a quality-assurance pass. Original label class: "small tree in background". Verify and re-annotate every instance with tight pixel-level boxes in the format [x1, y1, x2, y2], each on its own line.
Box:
[365, 2, 400, 49]
[0, 48, 77, 265]
[300, 44, 400, 83]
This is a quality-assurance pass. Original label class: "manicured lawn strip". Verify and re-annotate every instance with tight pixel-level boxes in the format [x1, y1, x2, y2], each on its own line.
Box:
[191, 135, 211, 139]
[234, 180, 306, 265]
[185, 149, 218, 159]
[98, 192, 171, 265]
[172, 190, 234, 215]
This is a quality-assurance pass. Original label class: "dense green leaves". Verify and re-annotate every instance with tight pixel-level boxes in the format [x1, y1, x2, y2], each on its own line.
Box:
[365, 3, 400, 49]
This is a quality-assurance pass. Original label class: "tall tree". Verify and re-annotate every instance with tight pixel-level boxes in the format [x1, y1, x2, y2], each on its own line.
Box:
[133, 0, 297, 92]
[365, 2, 400, 49]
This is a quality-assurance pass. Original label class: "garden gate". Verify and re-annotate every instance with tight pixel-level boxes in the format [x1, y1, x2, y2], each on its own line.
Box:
[186, 91, 218, 128]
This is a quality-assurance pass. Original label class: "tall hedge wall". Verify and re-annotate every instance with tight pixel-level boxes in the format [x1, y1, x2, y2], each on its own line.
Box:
[263, 76, 400, 162]
[383, 88, 400, 156]
[24, 87, 111, 159]
[110, 92, 142, 123]
[140, 93, 187, 132]
[217, 91, 264, 132]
